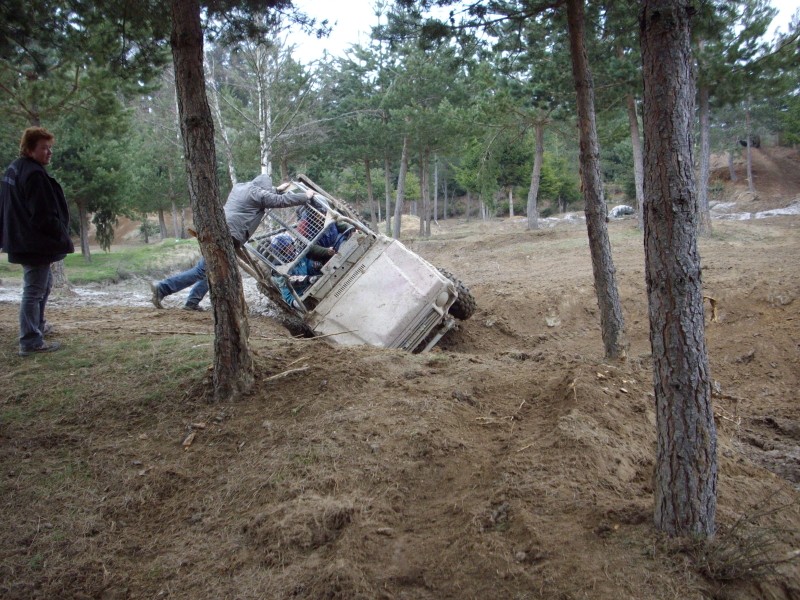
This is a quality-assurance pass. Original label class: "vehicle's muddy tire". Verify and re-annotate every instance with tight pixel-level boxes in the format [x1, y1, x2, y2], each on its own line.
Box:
[439, 268, 476, 320]
[280, 316, 316, 339]
[256, 281, 316, 338]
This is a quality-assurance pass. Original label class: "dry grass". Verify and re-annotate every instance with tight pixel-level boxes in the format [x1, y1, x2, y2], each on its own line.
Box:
[2, 205, 800, 599]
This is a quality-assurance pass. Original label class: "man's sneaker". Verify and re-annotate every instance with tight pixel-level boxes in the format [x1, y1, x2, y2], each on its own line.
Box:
[149, 282, 164, 309]
[183, 304, 204, 312]
[41, 322, 54, 336]
[19, 341, 62, 357]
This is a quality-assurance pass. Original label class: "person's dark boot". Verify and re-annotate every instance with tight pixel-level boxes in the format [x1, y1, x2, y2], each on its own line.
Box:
[149, 282, 164, 309]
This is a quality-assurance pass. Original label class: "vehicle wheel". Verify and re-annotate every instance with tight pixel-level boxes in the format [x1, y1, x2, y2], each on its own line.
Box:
[256, 281, 316, 338]
[438, 268, 476, 320]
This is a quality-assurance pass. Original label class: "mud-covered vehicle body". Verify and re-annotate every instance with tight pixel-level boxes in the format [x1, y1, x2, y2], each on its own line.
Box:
[235, 176, 475, 352]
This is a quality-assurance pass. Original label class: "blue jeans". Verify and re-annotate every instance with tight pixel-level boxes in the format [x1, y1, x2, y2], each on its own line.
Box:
[156, 258, 208, 307]
[20, 264, 53, 351]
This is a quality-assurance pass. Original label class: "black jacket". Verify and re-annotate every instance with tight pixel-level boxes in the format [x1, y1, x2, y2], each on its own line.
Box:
[0, 156, 74, 264]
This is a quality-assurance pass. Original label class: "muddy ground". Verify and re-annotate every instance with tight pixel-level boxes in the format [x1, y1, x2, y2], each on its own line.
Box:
[1, 147, 799, 599]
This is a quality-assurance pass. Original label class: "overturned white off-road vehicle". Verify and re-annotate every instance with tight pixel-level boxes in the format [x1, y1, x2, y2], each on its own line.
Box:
[235, 175, 476, 352]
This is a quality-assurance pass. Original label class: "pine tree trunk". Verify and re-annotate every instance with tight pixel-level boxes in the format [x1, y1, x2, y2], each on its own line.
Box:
[566, 0, 627, 359]
[77, 200, 91, 262]
[626, 94, 646, 231]
[158, 209, 168, 240]
[365, 158, 377, 230]
[727, 150, 737, 182]
[424, 149, 431, 237]
[50, 261, 68, 288]
[433, 155, 439, 224]
[393, 135, 409, 240]
[641, 0, 717, 538]
[418, 160, 425, 237]
[745, 103, 755, 194]
[384, 155, 392, 236]
[527, 122, 543, 230]
[142, 215, 150, 244]
[697, 84, 712, 234]
[443, 167, 448, 220]
[170, 0, 253, 401]
[171, 202, 179, 240]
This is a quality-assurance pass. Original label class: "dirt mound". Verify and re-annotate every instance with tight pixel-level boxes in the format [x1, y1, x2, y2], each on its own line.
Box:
[711, 146, 800, 211]
[2, 209, 800, 599]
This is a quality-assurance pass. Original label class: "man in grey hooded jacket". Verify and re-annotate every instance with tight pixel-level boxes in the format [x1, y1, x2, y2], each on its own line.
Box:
[149, 174, 313, 310]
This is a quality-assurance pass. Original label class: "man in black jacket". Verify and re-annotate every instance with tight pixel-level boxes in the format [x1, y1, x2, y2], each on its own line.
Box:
[0, 127, 75, 356]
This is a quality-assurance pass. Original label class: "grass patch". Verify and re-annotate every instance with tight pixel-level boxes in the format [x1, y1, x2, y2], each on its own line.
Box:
[665, 497, 800, 583]
[0, 238, 201, 284]
[1, 331, 212, 427]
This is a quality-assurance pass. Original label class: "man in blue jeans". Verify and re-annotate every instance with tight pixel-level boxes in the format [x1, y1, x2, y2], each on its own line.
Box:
[0, 127, 75, 356]
[150, 257, 209, 311]
[150, 174, 314, 310]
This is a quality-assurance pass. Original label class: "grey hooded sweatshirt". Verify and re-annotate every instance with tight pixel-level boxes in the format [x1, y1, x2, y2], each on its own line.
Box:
[224, 174, 308, 244]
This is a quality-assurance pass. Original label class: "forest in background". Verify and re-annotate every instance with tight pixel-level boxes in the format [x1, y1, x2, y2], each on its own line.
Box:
[1, 0, 798, 259]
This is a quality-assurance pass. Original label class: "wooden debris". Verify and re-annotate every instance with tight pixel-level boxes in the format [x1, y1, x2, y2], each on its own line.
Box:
[703, 295, 719, 322]
[182, 431, 196, 449]
[263, 365, 309, 382]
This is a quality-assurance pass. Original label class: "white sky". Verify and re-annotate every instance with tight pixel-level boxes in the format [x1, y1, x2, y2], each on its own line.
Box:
[291, 0, 384, 64]
[291, 0, 799, 64]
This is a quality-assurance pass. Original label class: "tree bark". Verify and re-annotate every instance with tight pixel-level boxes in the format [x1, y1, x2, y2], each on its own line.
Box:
[170, 0, 253, 401]
[393, 135, 409, 240]
[205, 51, 238, 187]
[418, 160, 425, 237]
[433, 154, 439, 224]
[384, 155, 392, 236]
[727, 150, 737, 182]
[50, 261, 68, 287]
[420, 148, 431, 237]
[77, 200, 91, 261]
[526, 121, 544, 230]
[626, 94, 646, 231]
[170, 200, 180, 239]
[566, 0, 627, 359]
[745, 102, 755, 194]
[365, 158, 377, 230]
[279, 156, 289, 182]
[142, 214, 150, 244]
[697, 84, 712, 234]
[641, 0, 717, 538]
[256, 44, 274, 177]
[158, 208, 168, 240]
[443, 167, 449, 220]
